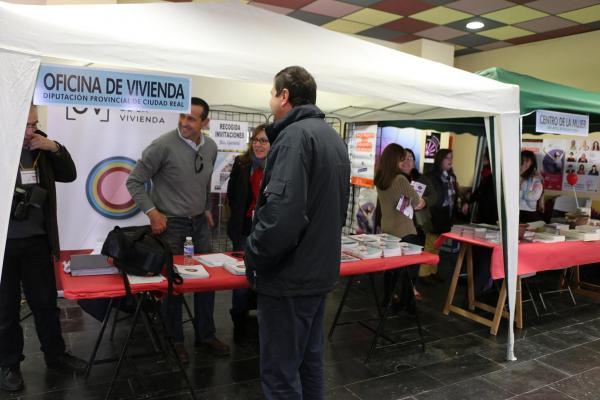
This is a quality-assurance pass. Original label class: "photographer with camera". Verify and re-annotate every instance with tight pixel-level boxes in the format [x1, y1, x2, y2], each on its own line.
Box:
[1, 105, 85, 393]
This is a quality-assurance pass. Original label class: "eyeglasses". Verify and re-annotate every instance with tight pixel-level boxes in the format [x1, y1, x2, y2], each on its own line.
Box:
[195, 153, 204, 174]
[251, 138, 269, 145]
[25, 122, 38, 130]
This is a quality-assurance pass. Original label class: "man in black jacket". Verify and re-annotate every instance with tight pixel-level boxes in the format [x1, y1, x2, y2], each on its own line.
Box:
[245, 66, 350, 399]
[0, 105, 85, 393]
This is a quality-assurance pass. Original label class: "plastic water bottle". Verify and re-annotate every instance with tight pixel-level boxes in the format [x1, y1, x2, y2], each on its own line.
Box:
[183, 236, 194, 265]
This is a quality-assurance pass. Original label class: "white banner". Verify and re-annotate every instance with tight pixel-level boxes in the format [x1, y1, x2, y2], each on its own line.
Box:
[349, 124, 377, 187]
[536, 110, 589, 136]
[48, 106, 179, 250]
[209, 120, 249, 152]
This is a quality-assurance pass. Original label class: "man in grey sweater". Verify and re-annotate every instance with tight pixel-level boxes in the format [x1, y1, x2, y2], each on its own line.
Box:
[126, 97, 229, 362]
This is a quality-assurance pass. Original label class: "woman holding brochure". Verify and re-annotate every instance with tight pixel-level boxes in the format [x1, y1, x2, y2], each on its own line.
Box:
[375, 144, 425, 306]
[226, 123, 270, 343]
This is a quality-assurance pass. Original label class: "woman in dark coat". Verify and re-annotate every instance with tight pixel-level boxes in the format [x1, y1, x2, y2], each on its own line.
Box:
[226, 123, 269, 341]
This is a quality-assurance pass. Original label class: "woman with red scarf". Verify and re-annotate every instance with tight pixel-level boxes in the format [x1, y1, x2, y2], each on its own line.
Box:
[226, 124, 270, 342]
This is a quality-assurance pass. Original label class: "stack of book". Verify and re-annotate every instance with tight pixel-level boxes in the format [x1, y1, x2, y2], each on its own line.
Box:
[563, 229, 600, 241]
[400, 242, 423, 255]
[575, 225, 600, 234]
[544, 223, 570, 235]
[344, 243, 382, 259]
[69, 254, 118, 276]
[533, 232, 565, 243]
[340, 253, 360, 263]
[223, 259, 246, 276]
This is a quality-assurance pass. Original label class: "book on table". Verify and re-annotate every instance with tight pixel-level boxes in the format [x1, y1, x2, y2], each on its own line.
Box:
[174, 264, 210, 279]
[193, 253, 238, 267]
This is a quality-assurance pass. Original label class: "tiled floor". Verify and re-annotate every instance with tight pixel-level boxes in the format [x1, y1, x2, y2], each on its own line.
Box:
[5, 254, 600, 400]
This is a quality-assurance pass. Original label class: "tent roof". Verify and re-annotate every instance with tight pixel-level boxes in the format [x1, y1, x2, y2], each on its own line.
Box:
[479, 67, 600, 117]
[0, 0, 519, 121]
[388, 67, 600, 135]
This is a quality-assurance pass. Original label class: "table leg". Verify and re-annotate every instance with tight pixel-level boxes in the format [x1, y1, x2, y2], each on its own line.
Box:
[104, 294, 144, 400]
[84, 297, 114, 379]
[466, 245, 475, 311]
[368, 273, 382, 319]
[516, 277, 523, 329]
[328, 276, 354, 341]
[149, 296, 197, 400]
[365, 273, 403, 363]
[490, 280, 507, 335]
[443, 244, 468, 315]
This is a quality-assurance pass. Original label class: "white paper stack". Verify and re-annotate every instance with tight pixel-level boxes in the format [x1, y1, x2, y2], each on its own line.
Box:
[223, 259, 246, 276]
[533, 232, 565, 243]
[127, 275, 166, 284]
[341, 236, 359, 251]
[348, 234, 379, 243]
[400, 243, 423, 255]
[344, 243, 382, 259]
[194, 253, 238, 267]
[340, 253, 360, 263]
[381, 241, 402, 257]
[563, 229, 600, 241]
[575, 225, 600, 234]
[372, 233, 402, 243]
[175, 264, 210, 279]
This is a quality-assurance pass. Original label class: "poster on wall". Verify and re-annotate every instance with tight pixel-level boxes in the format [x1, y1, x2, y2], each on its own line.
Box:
[349, 124, 377, 187]
[378, 126, 422, 168]
[424, 132, 441, 163]
[48, 106, 179, 250]
[209, 120, 249, 152]
[562, 139, 600, 192]
[539, 139, 566, 190]
[211, 152, 238, 193]
[353, 187, 377, 234]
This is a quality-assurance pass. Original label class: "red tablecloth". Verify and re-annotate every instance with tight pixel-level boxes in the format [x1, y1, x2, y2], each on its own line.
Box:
[437, 233, 600, 280]
[57, 269, 168, 300]
[173, 255, 248, 294]
[57, 252, 440, 299]
[339, 253, 439, 276]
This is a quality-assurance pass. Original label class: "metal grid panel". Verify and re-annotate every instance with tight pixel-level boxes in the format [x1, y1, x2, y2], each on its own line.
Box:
[207, 109, 268, 252]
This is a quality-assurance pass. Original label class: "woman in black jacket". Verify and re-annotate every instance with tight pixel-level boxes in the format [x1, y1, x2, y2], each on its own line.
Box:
[419, 149, 465, 283]
[226, 123, 269, 341]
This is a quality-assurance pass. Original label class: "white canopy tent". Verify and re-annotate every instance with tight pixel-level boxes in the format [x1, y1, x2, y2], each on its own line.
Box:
[0, 0, 521, 359]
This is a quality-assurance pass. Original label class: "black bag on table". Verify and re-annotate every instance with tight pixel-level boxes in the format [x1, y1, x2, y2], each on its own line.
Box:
[101, 225, 182, 298]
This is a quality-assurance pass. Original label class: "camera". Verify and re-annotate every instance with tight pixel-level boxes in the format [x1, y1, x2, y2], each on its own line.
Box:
[11, 186, 47, 221]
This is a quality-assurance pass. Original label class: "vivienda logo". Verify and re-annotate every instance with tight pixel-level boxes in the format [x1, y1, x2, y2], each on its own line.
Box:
[85, 156, 146, 219]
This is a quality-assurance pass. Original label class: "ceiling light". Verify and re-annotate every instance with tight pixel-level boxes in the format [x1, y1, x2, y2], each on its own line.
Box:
[466, 21, 485, 30]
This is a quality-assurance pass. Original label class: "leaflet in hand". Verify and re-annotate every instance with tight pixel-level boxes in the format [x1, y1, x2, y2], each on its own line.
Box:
[396, 195, 414, 219]
[411, 181, 426, 197]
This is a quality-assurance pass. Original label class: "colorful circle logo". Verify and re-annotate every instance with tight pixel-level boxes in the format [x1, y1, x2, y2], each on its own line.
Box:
[86, 156, 143, 219]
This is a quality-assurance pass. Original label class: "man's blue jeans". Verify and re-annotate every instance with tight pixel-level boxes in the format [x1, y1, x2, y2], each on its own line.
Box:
[161, 215, 215, 343]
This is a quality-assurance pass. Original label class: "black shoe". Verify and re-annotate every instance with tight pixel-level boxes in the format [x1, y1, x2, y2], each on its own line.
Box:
[1, 366, 23, 392]
[46, 352, 88, 372]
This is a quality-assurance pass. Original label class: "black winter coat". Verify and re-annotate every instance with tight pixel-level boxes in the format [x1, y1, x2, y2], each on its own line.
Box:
[226, 156, 252, 244]
[244, 105, 351, 296]
[12, 130, 77, 258]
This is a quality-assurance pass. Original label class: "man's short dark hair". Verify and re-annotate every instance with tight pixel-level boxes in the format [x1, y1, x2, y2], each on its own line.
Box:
[191, 97, 210, 120]
[274, 66, 317, 107]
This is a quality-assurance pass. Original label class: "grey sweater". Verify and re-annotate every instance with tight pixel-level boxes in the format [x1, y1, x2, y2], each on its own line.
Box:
[127, 129, 217, 217]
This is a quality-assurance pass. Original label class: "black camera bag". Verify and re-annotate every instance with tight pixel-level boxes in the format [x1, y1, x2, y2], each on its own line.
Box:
[101, 225, 182, 297]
